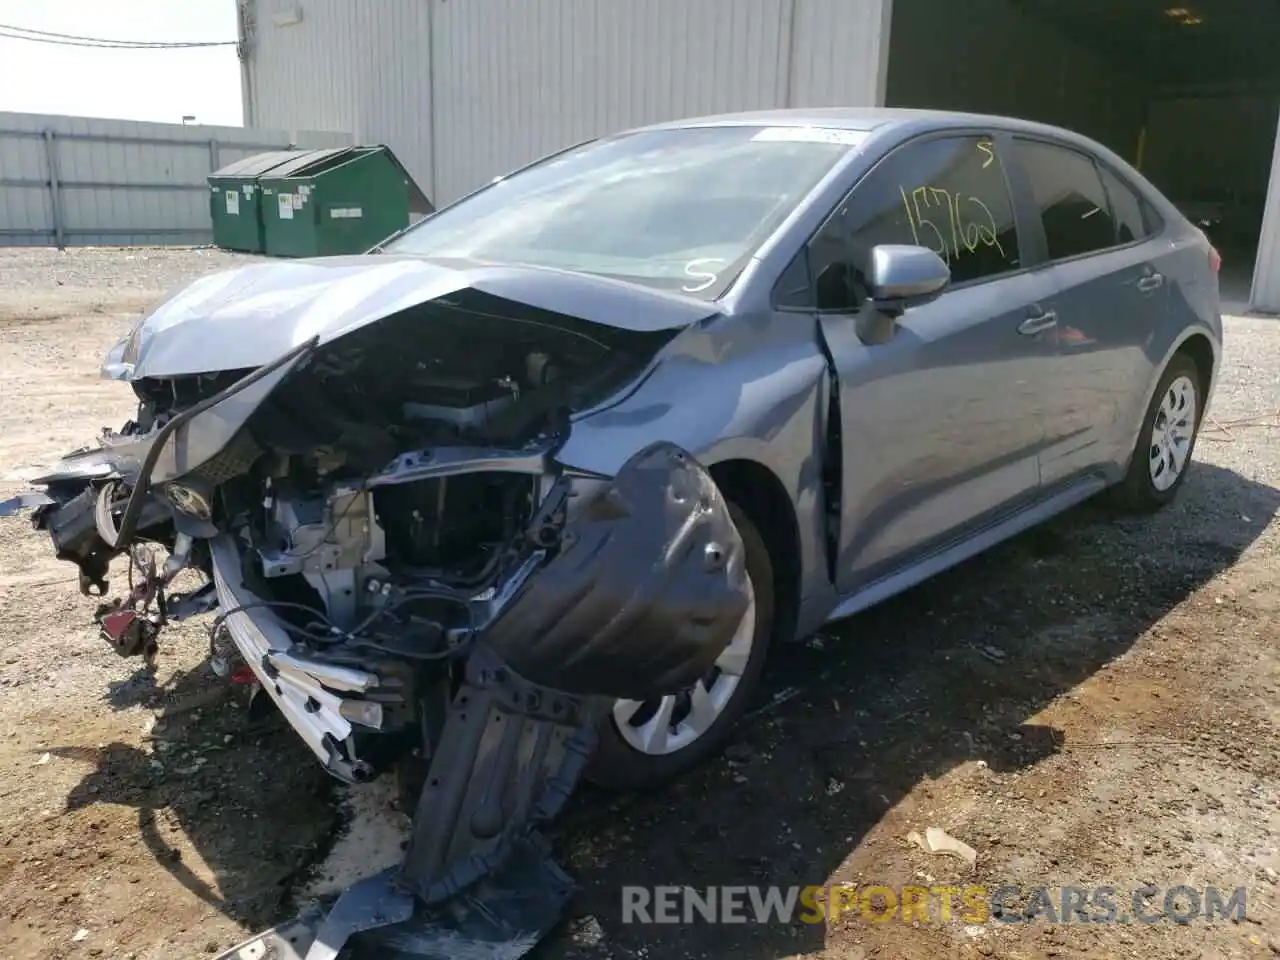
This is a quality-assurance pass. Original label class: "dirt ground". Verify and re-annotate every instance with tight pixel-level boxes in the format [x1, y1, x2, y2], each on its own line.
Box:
[0, 247, 1278, 960]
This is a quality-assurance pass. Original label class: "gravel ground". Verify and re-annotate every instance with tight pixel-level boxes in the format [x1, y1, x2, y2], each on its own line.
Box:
[0, 247, 1277, 960]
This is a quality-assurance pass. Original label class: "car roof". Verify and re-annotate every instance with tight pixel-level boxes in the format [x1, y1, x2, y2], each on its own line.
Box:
[633, 107, 1104, 152]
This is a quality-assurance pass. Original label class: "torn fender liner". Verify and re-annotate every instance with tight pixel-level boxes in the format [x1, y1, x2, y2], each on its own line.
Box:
[396, 647, 599, 905]
[216, 651, 596, 960]
[213, 840, 572, 960]
[485, 441, 751, 701]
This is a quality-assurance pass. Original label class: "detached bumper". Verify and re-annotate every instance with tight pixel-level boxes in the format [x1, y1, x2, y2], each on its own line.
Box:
[209, 537, 380, 782]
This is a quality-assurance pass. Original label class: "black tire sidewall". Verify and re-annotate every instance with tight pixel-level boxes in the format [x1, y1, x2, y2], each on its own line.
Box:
[1118, 353, 1204, 509]
[585, 504, 776, 791]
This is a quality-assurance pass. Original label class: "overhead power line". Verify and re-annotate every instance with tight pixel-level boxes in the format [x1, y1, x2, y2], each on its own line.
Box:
[0, 23, 238, 49]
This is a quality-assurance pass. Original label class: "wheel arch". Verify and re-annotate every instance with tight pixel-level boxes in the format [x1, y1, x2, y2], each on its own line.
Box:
[1174, 332, 1216, 415]
[708, 457, 801, 645]
[1121, 327, 1221, 471]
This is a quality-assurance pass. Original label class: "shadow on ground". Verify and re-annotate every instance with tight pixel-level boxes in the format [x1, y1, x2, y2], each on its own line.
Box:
[51, 681, 337, 929]
[104, 662, 220, 711]
[41, 460, 1280, 957]
[540, 460, 1280, 959]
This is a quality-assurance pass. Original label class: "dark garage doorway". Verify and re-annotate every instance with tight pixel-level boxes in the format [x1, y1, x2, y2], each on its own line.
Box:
[885, 0, 1280, 311]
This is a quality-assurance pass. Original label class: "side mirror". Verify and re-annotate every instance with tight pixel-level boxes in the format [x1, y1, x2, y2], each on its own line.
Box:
[856, 245, 951, 345]
[870, 244, 951, 306]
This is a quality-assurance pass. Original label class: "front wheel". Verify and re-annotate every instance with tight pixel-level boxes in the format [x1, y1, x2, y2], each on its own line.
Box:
[585, 504, 775, 791]
[1112, 353, 1204, 511]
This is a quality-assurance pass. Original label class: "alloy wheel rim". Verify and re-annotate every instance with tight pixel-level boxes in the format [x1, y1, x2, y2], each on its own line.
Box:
[612, 581, 757, 756]
[1148, 374, 1198, 492]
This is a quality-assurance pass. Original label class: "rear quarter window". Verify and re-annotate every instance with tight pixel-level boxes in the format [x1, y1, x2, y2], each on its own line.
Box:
[1098, 164, 1153, 244]
[1014, 138, 1117, 261]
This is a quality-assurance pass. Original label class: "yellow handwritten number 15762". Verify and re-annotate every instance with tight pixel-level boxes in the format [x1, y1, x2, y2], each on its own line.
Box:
[898, 142, 1005, 267]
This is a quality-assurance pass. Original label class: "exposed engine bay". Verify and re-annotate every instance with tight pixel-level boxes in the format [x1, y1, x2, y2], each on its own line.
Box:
[2, 261, 750, 959]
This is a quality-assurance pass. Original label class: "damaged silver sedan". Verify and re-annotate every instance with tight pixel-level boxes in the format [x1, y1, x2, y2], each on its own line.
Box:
[2, 108, 1221, 958]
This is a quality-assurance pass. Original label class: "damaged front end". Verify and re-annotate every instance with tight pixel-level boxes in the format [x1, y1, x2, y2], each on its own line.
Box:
[2, 260, 749, 958]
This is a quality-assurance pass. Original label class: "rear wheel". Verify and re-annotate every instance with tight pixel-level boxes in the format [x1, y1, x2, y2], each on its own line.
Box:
[1112, 352, 1203, 511]
[586, 504, 774, 791]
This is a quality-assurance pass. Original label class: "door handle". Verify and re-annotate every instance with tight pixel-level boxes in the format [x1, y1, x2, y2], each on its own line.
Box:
[1017, 309, 1058, 336]
[1137, 273, 1165, 293]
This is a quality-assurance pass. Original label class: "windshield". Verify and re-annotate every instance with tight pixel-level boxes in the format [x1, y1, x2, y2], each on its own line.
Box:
[384, 125, 864, 299]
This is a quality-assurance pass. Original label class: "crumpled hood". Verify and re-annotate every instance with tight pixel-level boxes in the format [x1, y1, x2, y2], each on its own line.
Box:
[115, 255, 718, 379]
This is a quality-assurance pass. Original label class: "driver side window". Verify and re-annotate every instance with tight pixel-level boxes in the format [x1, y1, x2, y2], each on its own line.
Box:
[782, 135, 1022, 311]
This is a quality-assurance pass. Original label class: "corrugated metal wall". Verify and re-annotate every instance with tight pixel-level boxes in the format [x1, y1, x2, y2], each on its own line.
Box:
[789, 0, 894, 108]
[428, 0, 892, 203]
[244, 0, 437, 197]
[244, 0, 892, 205]
[429, 0, 790, 204]
[0, 111, 348, 247]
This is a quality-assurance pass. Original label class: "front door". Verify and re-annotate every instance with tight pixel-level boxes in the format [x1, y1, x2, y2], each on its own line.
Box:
[787, 132, 1057, 593]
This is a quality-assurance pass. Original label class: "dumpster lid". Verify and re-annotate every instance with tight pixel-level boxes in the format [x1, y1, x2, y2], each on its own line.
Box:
[267, 144, 434, 215]
[210, 149, 336, 179]
[371, 144, 435, 215]
[258, 146, 355, 179]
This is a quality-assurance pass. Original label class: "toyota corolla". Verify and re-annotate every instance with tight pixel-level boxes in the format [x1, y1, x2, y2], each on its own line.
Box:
[1, 108, 1220, 958]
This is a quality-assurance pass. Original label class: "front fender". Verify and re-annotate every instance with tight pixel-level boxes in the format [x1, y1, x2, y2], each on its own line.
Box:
[556, 321, 828, 482]
[554, 315, 831, 611]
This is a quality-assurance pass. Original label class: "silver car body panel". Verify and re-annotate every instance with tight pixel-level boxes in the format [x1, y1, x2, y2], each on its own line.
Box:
[111, 256, 717, 381]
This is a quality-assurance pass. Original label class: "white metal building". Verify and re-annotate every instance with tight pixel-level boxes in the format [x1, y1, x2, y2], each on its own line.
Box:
[238, 0, 1280, 312]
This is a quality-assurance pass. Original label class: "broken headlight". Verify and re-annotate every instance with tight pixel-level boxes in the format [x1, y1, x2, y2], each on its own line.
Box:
[101, 313, 148, 381]
[102, 288, 180, 380]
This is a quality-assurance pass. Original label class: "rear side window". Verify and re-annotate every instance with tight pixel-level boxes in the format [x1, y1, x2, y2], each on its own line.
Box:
[1015, 139, 1117, 261]
[787, 135, 1021, 311]
[1099, 165, 1152, 244]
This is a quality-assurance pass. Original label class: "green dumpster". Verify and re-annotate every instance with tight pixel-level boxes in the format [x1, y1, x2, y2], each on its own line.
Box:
[259, 145, 433, 258]
[208, 149, 339, 254]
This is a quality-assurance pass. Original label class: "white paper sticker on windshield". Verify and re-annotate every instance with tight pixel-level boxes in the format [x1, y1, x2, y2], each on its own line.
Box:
[751, 126, 865, 146]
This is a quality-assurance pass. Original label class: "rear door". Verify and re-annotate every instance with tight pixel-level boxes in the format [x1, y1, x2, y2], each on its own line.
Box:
[1009, 138, 1170, 486]
[778, 132, 1058, 593]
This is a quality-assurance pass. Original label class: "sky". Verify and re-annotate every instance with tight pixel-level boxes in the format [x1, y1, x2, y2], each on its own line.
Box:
[0, 0, 243, 127]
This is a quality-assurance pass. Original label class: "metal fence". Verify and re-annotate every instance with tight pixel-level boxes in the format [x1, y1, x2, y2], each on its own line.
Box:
[0, 111, 349, 247]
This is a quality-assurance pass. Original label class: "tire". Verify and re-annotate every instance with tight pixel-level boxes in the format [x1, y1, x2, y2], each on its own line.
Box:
[585, 504, 776, 791]
[1111, 352, 1204, 512]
